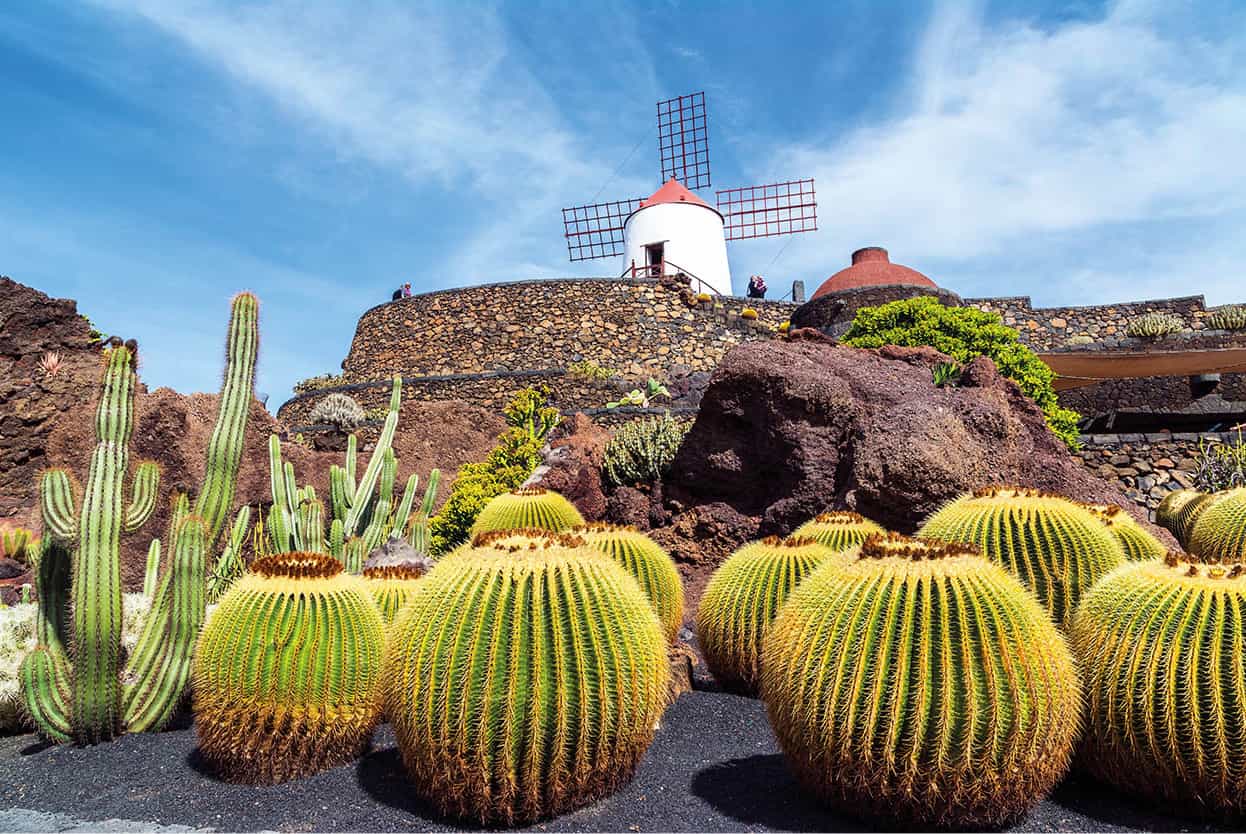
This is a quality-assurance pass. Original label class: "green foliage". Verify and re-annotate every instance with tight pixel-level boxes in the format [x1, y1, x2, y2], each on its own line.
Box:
[193, 552, 385, 784]
[504, 384, 560, 444]
[607, 378, 670, 409]
[292, 372, 346, 395]
[1194, 431, 1246, 492]
[931, 360, 962, 387]
[764, 534, 1080, 828]
[602, 414, 690, 488]
[79, 314, 102, 343]
[567, 359, 617, 381]
[1126, 311, 1184, 337]
[1188, 487, 1246, 562]
[1207, 304, 1246, 331]
[842, 297, 1082, 448]
[386, 530, 669, 825]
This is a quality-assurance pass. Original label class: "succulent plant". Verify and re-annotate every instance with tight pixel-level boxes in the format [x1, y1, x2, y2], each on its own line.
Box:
[193, 552, 385, 784]
[309, 392, 365, 429]
[1207, 304, 1246, 331]
[791, 511, 886, 553]
[917, 486, 1124, 629]
[741, 307, 759, 320]
[602, 415, 689, 488]
[386, 529, 668, 825]
[469, 487, 585, 537]
[571, 523, 685, 642]
[1072, 552, 1246, 817]
[0, 524, 34, 563]
[1187, 487, 1246, 562]
[1081, 503, 1167, 561]
[1126, 311, 1184, 338]
[695, 535, 837, 692]
[362, 563, 427, 624]
[1156, 488, 1216, 547]
[763, 534, 1080, 829]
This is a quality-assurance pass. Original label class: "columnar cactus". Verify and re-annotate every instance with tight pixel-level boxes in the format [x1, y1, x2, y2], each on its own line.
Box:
[917, 486, 1123, 629]
[1082, 503, 1167, 561]
[469, 487, 585, 536]
[695, 536, 837, 692]
[362, 564, 427, 624]
[792, 510, 886, 552]
[571, 523, 684, 642]
[387, 530, 668, 825]
[193, 552, 385, 784]
[763, 534, 1081, 829]
[1187, 488, 1246, 562]
[1072, 552, 1246, 817]
[1156, 489, 1214, 547]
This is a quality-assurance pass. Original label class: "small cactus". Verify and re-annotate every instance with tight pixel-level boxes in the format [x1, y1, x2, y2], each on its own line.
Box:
[1187, 487, 1246, 561]
[1207, 305, 1246, 331]
[571, 523, 684, 642]
[917, 486, 1124, 629]
[696, 535, 837, 692]
[309, 392, 366, 429]
[387, 529, 668, 825]
[763, 534, 1080, 828]
[1072, 552, 1246, 817]
[791, 511, 885, 553]
[1082, 503, 1167, 561]
[362, 563, 427, 624]
[1156, 489, 1215, 547]
[0, 524, 34, 563]
[740, 307, 759, 320]
[1126, 311, 1184, 338]
[193, 552, 385, 784]
[469, 487, 585, 537]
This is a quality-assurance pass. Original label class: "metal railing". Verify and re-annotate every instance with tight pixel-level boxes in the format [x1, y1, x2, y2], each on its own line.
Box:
[620, 258, 722, 297]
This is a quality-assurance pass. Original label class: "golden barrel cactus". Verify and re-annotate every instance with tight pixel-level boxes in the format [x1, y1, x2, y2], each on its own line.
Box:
[192, 552, 386, 784]
[572, 523, 684, 642]
[469, 487, 585, 536]
[1072, 552, 1246, 817]
[1188, 487, 1246, 562]
[386, 530, 668, 826]
[1156, 489, 1215, 547]
[792, 510, 885, 552]
[1082, 503, 1167, 561]
[695, 536, 836, 692]
[763, 534, 1081, 829]
[917, 486, 1123, 628]
[362, 563, 427, 624]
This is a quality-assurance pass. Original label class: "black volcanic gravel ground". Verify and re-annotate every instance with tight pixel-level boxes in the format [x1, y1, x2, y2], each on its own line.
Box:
[0, 690, 1231, 833]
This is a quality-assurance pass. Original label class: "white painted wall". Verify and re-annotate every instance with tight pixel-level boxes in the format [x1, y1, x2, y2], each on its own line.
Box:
[622, 202, 732, 296]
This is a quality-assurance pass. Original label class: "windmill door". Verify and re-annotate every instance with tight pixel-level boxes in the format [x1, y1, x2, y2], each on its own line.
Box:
[644, 242, 665, 277]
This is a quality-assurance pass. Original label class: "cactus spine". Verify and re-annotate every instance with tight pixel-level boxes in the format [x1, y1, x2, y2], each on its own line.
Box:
[193, 552, 385, 784]
[696, 536, 837, 692]
[763, 534, 1081, 828]
[1187, 487, 1246, 562]
[1071, 552, 1246, 817]
[1156, 488, 1214, 547]
[469, 487, 585, 537]
[1083, 503, 1167, 561]
[792, 510, 886, 552]
[362, 564, 427, 623]
[572, 523, 685, 642]
[387, 530, 668, 825]
[917, 486, 1124, 629]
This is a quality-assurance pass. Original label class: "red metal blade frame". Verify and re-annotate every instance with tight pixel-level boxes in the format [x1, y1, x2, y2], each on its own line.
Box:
[562, 198, 643, 262]
[658, 92, 710, 190]
[716, 178, 817, 241]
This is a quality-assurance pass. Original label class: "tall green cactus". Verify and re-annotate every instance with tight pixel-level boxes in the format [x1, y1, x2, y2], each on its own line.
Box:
[387, 529, 668, 825]
[469, 487, 585, 537]
[1187, 487, 1246, 562]
[762, 534, 1081, 828]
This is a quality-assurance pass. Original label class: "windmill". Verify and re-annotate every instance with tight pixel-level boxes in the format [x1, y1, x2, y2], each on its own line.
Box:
[561, 91, 817, 297]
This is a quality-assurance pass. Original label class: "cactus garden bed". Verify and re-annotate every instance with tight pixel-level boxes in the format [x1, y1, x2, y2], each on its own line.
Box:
[0, 690, 1224, 833]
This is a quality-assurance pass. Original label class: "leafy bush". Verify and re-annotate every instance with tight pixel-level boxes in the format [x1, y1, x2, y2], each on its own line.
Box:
[1194, 431, 1246, 492]
[568, 360, 617, 381]
[607, 378, 670, 409]
[427, 388, 558, 553]
[1126, 312, 1183, 338]
[842, 297, 1082, 448]
[293, 373, 346, 395]
[309, 392, 365, 429]
[603, 415, 690, 488]
[1208, 305, 1246, 331]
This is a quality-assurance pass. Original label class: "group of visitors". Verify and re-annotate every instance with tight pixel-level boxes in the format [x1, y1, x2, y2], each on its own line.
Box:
[746, 274, 768, 299]
[391, 282, 412, 301]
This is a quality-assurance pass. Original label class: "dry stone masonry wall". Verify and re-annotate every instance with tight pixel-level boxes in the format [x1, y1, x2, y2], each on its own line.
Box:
[1077, 431, 1240, 517]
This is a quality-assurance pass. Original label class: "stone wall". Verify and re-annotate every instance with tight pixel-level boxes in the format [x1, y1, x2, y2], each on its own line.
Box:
[1076, 430, 1240, 517]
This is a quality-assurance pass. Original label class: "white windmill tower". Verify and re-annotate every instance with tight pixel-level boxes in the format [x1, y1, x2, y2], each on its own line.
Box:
[562, 92, 818, 297]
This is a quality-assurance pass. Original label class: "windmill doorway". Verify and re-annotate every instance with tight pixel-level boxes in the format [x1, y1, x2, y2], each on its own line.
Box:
[644, 242, 665, 278]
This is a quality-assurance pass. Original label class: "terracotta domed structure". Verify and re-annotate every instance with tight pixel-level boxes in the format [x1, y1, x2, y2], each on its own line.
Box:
[811, 247, 937, 299]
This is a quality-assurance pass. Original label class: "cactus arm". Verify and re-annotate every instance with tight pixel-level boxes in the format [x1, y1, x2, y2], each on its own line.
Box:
[406, 469, 441, 552]
[123, 516, 207, 733]
[390, 474, 419, 543]
[20, 648, 73, 743]
[124, 461, 160, 533]
[342, 379, 401, 535]
[345, 433, 358, 489]
[361, 498, 392, 554]
[329, 465, 351, 523]
[300, 499, 326, 554]
[143, 540, 161, 598]
[266, 436, 295, 553]
[343, 537, 367, 574]
[39, 469, 78, 542]
[329, 519, 345, 561]
[207, 505, 251, 603]
[193, 293, 259, 544]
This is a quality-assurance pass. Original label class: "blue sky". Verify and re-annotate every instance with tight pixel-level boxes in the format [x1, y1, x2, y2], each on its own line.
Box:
[3, 1, 1244, 403]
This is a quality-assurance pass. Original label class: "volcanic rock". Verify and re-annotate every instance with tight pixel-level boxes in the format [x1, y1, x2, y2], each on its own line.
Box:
[530, 413, 610, 520]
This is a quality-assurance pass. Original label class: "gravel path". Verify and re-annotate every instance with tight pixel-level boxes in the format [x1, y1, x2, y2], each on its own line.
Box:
[0, 691, 1229, 833]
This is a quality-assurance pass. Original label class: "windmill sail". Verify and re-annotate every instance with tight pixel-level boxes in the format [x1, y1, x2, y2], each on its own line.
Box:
[562, 197, 643, 262]
[657, 92, 711, 189]
[716, 179, 817, 241]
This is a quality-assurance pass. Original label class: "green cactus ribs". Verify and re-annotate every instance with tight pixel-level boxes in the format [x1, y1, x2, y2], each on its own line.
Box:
[1156, 489, 1215, 548]
[792, 510, 886, 552]
[193, 551, 385, 785]
[1188, 488, 1246, 562]
[763, 533, 1081, 829]
[1072, 551, 1246, 818]
[571, 523, 685, 642]
[695, 535, 838, 693]
[363, 563, 428, 624]
[1081, 503, 1167, 561]
[386, 528, 668, 826]
[469, 486, 585, 537]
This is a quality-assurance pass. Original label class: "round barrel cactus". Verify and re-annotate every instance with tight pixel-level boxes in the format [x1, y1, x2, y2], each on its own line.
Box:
[192, 552, 386, 784]
[695, 535, 836, 692]
[1072, 552, 1246, 817]
[792, 510, 885, 552]
[469, 487, 585, 536]
[387, 529, 669, 826]
[917, 486, 1123, 628]
[363, 563, 427, 624]
[1188, 488, 1246, 562]
[1083, 503, 1167, 561]
[1156, 489, 1215, 547]
[572, 523, 684, 642]
[763, 533, 1080, 829]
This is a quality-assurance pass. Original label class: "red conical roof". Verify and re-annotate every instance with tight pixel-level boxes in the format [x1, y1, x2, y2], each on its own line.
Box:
[639, 178, 712, 209]
[811, 247, 936, 299]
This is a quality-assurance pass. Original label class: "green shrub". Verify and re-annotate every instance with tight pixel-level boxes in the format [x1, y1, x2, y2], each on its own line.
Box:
[293, 373, 346, 394]
[1208, 305, 1246, 331]
[603, 415, 690, 488]
[567, 360, 617, 381]
[842, 297, 1082, 448]
[1126, 311, 1183, 338]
